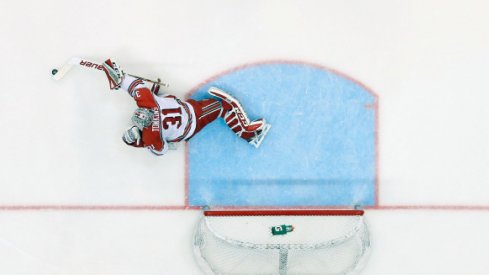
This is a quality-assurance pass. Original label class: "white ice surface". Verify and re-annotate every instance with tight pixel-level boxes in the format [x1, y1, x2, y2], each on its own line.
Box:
[1, 0, 489, 274]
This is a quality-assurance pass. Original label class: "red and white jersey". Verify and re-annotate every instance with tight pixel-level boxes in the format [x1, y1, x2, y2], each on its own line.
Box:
[121, 76, 196, 155]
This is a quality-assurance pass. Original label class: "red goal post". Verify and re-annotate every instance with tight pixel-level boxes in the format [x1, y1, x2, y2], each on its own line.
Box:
[194, 209, 370, 275]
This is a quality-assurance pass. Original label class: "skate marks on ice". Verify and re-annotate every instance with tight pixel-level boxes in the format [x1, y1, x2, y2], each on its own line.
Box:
[187, 61, 378, 207]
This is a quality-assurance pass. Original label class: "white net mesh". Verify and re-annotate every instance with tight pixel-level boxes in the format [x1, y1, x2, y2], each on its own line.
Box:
[193, 210, 370, 275]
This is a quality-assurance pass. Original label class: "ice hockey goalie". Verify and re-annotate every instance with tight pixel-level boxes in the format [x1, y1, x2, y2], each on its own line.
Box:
[102, 59, 271, 156]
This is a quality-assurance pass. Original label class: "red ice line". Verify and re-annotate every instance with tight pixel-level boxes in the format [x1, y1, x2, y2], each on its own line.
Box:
[2, 60, 487, 212]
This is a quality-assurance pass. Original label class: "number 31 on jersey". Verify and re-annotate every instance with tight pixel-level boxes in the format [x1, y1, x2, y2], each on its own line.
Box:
[162, 107, 182, 129]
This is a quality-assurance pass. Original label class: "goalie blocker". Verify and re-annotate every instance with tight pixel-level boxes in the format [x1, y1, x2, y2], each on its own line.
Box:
[101, 59, 271, 156]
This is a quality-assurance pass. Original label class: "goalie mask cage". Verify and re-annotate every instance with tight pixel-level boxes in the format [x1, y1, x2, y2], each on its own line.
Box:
[193, 209, 370, 275]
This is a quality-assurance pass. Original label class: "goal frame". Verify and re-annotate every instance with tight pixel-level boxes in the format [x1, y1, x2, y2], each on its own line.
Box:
[194, 208, 369, 275]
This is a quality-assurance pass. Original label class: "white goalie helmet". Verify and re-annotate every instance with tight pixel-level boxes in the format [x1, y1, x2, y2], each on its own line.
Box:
[132, 107, 155, 130]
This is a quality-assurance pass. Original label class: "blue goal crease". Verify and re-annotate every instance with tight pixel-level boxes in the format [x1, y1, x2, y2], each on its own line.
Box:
[187, 63, 376, 207]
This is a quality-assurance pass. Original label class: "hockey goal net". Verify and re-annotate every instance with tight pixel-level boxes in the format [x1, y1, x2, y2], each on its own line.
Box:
[193, 209, 370, 275]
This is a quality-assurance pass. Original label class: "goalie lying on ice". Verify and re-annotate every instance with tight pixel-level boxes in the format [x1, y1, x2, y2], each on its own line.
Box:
[102, 59, 271, 156]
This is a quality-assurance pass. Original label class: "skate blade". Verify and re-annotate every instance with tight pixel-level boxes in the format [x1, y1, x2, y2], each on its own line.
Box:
[249, 124, 271, 148]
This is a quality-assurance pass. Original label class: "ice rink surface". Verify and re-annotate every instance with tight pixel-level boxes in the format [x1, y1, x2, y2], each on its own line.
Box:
[1, 0, 489, 274]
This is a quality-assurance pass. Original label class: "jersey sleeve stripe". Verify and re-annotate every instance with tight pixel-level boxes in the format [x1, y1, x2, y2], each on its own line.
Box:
[128, 79, 145, 96]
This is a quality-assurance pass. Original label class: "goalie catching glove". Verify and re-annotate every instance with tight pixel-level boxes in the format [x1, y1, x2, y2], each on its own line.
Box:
[102, 59, 125, 90]
[122, 126, 142, 146]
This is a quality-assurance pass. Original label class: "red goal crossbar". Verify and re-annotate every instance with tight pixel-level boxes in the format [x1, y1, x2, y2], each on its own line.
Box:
[204, 209, 364, 217]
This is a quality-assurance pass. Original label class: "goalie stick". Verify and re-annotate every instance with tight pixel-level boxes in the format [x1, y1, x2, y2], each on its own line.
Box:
[51, 57, 169, 88]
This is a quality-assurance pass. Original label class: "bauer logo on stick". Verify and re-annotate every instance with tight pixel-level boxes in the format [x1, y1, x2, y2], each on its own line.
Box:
[80, 60, 104, 70]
